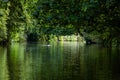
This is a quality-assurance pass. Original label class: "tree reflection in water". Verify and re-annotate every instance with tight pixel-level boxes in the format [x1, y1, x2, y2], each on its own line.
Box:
[0, 42, 120, 80]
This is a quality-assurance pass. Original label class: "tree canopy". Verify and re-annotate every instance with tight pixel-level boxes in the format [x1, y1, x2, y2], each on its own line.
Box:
[0, 0, 120, 46]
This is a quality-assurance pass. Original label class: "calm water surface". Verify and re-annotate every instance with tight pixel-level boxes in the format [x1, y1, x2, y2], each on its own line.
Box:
[0, 42, 120, 80]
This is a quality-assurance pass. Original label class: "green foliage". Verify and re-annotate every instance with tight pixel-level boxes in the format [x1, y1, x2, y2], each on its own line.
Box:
[0, 0, 119, 46]
[0, 1, 9, 41]
[41, 26, 75, 36]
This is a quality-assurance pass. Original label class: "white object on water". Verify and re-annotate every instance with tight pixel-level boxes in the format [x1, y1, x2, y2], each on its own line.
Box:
[42, 44, 51, 47]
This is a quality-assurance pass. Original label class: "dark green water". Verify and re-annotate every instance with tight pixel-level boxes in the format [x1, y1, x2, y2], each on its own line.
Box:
[0, 42, 120, 80]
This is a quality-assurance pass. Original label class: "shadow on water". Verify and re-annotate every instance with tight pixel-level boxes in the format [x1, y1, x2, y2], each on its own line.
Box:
[0, 42, 120, 80]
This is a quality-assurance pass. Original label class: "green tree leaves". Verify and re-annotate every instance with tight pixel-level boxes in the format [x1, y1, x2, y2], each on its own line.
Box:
[0, 0, 119, 45]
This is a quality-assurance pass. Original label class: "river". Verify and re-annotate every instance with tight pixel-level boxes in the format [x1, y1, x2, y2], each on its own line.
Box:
[0, 41, 120, 80]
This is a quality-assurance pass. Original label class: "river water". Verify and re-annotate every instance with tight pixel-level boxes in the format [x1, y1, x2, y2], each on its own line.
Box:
[0, 41, 120, 80]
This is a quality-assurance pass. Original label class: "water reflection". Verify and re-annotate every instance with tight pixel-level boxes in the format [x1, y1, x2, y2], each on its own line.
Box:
[0, 47, 8, 80]
[0, 42, 120, 80]
[7, 43, 25, 80]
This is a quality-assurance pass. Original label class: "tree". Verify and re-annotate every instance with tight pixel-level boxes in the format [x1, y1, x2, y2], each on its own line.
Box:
[34, 0, 120, 45]
[0, 0, 8, 44]
[5, 0, 25, 44]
